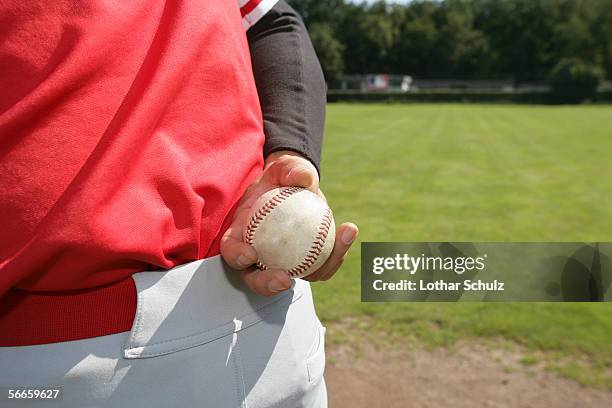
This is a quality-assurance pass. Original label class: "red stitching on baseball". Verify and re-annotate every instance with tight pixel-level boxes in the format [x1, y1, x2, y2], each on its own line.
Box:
[246, 187, 333, 277]
[286, 207, 333, 277]
[245, 186, 303, 247]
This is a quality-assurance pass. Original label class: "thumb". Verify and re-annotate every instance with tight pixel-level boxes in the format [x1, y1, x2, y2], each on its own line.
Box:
[280, 162, 319, 193]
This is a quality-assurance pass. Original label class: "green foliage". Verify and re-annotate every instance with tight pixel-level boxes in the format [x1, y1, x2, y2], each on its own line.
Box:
[548, 58, 605, 103]
[288, 0, 612, 82]
[433, 6, 491, 77]
[309, 23, 345, 81]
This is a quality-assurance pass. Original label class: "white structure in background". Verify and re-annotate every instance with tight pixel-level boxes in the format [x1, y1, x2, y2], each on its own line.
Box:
[333, 75, 551, 93]
[338, 75, 413, 93]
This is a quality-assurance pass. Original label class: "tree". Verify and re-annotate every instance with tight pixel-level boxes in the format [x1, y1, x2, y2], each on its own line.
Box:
[473, 0, 559, 83]
[308, 23, 345, 82]
[547, 58, 604, 103]
[287, 0, 612, 83]
[393, 3, 438, 76]
[589, 0, 612, 80]
[287, 0, 347, 26]
[433, 3, 491, 78]
[357, 3, 400, 73]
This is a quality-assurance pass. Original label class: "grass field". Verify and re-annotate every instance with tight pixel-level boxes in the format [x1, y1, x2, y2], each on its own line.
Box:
[314, 103, 612, 388]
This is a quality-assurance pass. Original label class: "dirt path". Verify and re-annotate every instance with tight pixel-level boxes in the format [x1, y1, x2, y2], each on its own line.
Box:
[325, 338, 612, 408]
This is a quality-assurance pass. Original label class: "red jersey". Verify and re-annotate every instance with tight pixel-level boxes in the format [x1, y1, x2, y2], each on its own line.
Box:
[0, 0, 276, 296]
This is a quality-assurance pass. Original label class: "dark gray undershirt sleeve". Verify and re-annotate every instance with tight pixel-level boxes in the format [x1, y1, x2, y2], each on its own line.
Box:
[247, 0, 326, 173]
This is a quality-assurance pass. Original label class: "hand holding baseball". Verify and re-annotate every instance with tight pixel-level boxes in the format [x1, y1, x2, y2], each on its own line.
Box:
[220, 150, 359, 296]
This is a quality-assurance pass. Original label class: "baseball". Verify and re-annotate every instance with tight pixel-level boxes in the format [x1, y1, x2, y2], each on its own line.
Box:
[244, 186, 335, 279]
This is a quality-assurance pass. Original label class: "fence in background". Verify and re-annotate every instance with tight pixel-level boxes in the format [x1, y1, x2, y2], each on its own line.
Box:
[329, 75, 612, 103]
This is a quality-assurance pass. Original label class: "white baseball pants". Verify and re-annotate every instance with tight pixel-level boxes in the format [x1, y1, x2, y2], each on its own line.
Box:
[0, 256, 327, 407]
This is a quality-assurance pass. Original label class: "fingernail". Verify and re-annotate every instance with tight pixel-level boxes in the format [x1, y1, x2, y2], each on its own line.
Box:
[341, 229, 356, 245]
[268, 278, 290, 293]
[237, 254, 252, 268]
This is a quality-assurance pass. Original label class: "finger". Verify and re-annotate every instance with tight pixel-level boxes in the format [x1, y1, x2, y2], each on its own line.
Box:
[263, 158, 319, 193]
[304, 254, 344, 282]
[241, 268, 292, 296]
[304, 222, 358, 281]
[281, 162, 319, 192]
[236, 182, 260, 208]
[318, 257, 345, 281]
[220, 211, 258, 270]
[220, 231, 258, 270]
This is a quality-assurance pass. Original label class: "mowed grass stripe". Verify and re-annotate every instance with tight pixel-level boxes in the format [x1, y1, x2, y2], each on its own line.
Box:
[315, 103, 612, 388]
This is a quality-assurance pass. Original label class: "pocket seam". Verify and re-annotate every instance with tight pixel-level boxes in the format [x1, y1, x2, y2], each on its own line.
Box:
[124, 280, 146, 351]
[306, 324, 326, 384]
[124, 290, 303, 359]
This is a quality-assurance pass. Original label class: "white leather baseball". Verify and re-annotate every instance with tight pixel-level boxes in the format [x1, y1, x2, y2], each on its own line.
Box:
[243, 186, 335, 279]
